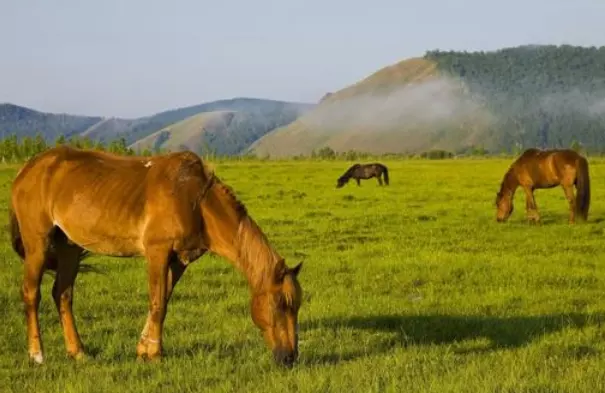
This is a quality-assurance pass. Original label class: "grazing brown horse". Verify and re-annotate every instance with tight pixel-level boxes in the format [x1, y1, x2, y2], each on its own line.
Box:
[8, 146, 303, 367]
[336, 163, 389, 188]
[495, 148, 590, 224]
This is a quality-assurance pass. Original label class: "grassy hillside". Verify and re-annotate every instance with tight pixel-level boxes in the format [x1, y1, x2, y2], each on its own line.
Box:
[2, 158, 605, 392]
[130, 111, 235, 153]
[1, 98, 313, 156]
[80, 117, 144, 142]
[251, 45, 605, 157]
[122, 98, 313, 151]
[130, 104, 312, 156]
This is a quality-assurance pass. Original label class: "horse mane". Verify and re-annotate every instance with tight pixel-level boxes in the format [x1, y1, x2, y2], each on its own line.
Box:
[211, 179, 282, 292]
[339, 163, 361, 180]
[345, 163, 361, 174]
[498, 167, 518, 197]
[213, 180, 248, 217]
[281, 272, 301, 309]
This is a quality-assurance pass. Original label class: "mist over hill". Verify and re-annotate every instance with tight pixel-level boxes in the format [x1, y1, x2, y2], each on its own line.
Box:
[251, 45, 605, 157]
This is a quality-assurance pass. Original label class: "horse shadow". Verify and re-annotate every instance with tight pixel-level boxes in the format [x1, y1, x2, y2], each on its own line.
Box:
[506, 215, 605, 226]
[300, 312, 604, 365]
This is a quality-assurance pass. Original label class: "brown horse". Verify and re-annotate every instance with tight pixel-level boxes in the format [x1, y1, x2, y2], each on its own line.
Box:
[8, 146, 303, 367]
[495, 148, 590, 224]
[336, 163, 389, 188]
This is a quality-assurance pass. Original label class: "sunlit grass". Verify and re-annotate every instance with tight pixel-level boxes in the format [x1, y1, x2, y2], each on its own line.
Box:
[1, 157, 605, 392]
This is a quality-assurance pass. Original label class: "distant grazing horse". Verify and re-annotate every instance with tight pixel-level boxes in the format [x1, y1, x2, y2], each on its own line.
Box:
[336, 163, 389, 188]
[495, 148, 590, 224]
[9, 146, 303, 367]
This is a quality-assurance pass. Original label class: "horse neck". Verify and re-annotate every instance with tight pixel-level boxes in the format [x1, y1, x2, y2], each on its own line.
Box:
[235, 216, 283, 293]
[500, 168, 519, 197]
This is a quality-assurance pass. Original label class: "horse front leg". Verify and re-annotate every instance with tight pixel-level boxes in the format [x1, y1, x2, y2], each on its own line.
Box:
[355, 178, 360, 186]
[137, 253, 188, 361]
[523, 187, 540, 223]
[137, 247, 171, 362]
[562, 185, 576, 224]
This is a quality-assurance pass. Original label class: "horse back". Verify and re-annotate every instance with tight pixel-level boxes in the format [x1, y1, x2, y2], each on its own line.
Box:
[514, 148, 583, 186]
[11, 147, 210, 256]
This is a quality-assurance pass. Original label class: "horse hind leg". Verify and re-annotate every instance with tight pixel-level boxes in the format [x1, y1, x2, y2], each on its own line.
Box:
[377, 176, 383, 186]
[51, 234, 87, 361]
[562, 184, 576, 224]
[21, 234, 51, 364]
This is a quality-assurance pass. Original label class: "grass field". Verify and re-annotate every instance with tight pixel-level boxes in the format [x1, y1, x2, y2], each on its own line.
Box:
[1, 157, 605, 392]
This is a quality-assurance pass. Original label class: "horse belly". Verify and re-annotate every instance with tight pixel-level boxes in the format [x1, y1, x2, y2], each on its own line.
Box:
[54, 218, 144, 257]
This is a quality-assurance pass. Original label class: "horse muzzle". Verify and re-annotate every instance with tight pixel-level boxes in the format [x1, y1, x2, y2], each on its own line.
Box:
[273, 348, 298, 368]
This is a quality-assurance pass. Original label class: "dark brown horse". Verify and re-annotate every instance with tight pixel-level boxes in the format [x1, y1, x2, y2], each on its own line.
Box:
[8, 146, 303, 367]
[495, 148, 590, 224]
[336, 163, 389, 188]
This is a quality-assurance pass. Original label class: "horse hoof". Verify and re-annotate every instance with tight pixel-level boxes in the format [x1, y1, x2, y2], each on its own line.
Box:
[136, 353, 162, 363]
[70, 351, 88, 362]
[29, 352, 44, 365]
[146, 354, 162, 363]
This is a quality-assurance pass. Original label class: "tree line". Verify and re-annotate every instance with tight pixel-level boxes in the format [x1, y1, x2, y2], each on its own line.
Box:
[0, 133, 475, 163]
[0, 132, 592, 165]
[0, 133, 158, 163]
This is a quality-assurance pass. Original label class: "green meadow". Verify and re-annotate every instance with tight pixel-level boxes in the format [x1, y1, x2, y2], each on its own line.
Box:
[1, 157, 605, 392]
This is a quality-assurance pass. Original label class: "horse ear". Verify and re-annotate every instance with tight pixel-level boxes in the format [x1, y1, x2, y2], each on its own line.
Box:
[289, 262, 303, 277]
[273, 262, 286, 283]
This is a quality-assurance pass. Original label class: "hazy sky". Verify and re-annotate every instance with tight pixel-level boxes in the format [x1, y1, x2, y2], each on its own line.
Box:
[2, 0, 604, 118]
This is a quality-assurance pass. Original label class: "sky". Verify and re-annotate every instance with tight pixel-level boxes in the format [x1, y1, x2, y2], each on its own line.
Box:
[1, 0, 605, 118]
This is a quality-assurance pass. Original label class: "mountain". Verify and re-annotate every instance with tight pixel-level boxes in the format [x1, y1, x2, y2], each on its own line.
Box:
[250, 45, 605, 156]
[130, 103, 312, 155]
[0, 103, 102, 141]
[120, 98, 313, 150]
[0, 98, 313, 155]
[130, 111, 233, 153]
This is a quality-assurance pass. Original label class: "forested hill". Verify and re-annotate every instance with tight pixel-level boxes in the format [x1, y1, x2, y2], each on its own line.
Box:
[0, 103, 102, 141]
[251, 45, 605, 157]
[424, 45, 605, 152]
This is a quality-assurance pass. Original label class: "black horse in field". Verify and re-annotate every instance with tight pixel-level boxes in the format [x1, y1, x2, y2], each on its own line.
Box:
[336, 163, 389, 188]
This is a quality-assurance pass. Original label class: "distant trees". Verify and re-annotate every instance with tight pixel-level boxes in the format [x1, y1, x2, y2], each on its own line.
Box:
[424, 45, 605, 153]
[0, 133, 150, 163]
[419, 149, 454, 159]
[311, 146, 337, 159]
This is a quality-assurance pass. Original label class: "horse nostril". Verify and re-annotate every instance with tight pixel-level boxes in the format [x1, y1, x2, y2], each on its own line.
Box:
[282, 354, 295, 368]
[274, 349, 296, 368]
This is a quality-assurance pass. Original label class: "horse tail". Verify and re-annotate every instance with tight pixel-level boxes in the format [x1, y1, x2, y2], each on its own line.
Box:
[576, 156, 590, 221]
[381, 165, 389, 185]
[8, 205, 25, 261]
